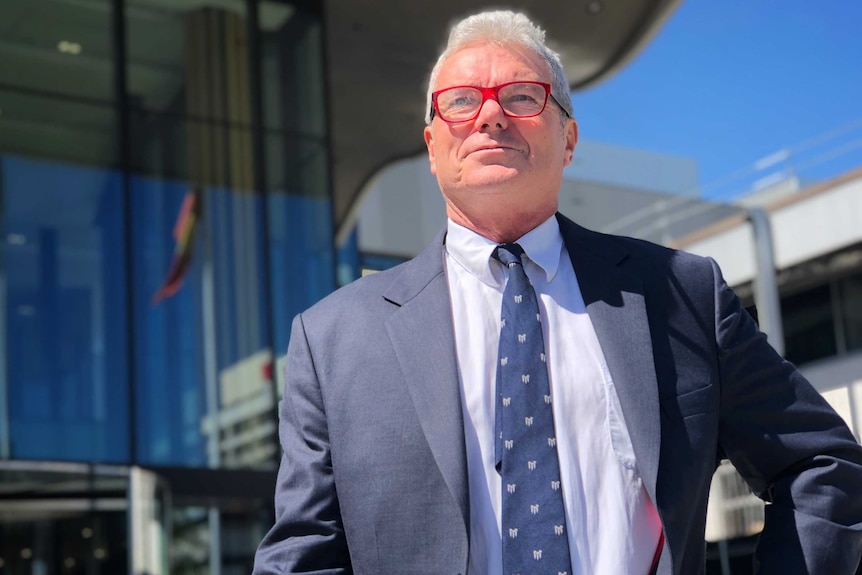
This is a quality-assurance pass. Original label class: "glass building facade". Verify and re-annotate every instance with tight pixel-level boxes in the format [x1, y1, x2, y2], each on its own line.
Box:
[0, 0, 335, 572]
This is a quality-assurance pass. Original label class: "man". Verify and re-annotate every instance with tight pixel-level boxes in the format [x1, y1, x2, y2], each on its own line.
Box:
[254, 10, 862, 575]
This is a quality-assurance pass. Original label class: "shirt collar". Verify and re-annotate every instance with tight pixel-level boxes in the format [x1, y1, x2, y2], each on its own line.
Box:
[445, 215, 563, 288]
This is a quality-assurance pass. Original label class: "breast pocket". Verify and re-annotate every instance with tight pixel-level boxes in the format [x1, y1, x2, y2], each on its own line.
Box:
[660, 383, 716, 421]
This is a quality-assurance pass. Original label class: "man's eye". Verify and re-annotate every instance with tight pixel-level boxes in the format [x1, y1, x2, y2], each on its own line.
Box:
[504, 93, 539, 104]
[448, 96, 477, 108]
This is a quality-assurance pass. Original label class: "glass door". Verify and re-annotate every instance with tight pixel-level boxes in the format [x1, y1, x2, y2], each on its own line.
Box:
[0, 462, 169, 575]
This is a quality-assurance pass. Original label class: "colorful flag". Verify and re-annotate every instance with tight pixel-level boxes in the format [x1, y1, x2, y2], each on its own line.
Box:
[152, 188, 201, 305]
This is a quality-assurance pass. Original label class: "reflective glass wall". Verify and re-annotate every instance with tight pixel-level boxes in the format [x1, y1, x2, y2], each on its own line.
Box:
[0, 0, 128, 464]
[1, 0, 332, 468]
[0, 0, 333, 570]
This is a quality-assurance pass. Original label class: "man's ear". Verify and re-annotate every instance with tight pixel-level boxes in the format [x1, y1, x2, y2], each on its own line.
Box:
[563, 118, 578, 167]
[424, 125, 437, 175]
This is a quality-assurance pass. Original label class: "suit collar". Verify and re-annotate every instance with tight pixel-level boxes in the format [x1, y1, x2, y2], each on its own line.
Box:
[382, 228, 447, 307]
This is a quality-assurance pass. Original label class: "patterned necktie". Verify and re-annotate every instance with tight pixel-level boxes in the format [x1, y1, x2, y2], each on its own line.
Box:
[494, 243, 572, 575]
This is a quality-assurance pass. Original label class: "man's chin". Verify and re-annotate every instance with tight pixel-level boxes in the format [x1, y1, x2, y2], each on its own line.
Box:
[461, 167, 523, 191]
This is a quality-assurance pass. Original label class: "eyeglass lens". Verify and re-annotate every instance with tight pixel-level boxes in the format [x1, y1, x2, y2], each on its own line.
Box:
[435, 83, 548, 122]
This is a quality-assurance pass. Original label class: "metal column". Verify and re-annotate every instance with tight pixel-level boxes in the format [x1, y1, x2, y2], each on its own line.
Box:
[748, 207, 785, 356]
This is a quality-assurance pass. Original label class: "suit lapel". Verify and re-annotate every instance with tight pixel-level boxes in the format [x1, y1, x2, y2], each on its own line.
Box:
[558, 214, 661, 504]
[383, 231, 470, 529]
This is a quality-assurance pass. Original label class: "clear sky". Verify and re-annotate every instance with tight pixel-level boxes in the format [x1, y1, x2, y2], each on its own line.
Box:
[570, 0, 862, 196]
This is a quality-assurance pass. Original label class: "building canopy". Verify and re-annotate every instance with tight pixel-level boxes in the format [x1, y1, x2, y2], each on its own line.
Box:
[325, 0, 682, 240]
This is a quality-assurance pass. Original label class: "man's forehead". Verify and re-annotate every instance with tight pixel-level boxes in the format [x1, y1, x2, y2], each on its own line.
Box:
[436, 42, 549, 85]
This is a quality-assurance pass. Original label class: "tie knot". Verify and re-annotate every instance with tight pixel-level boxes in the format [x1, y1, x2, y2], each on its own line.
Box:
[493, 243, 525, 267]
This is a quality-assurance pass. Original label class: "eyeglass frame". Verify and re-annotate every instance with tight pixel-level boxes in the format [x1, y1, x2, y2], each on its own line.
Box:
[429, 81, 570, 123]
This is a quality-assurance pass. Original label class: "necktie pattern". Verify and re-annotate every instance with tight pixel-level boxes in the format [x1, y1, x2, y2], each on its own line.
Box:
[494, 243, 571, 575]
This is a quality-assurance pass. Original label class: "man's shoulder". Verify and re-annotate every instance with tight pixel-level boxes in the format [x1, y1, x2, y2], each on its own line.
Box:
[302, 229, 447, 322]
[559, 214, 714, 276]
[304, 259, 412, 318]
[610, 231, 710, 270]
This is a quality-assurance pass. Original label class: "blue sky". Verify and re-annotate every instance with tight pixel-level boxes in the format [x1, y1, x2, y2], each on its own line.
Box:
[570, 1, 862, 195]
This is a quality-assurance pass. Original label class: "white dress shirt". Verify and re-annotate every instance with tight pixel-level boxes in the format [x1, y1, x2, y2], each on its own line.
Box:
[444, 216, 662, 575]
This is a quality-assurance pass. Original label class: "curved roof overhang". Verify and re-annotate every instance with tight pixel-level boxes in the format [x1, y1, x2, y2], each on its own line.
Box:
[325, 0, 683, 243]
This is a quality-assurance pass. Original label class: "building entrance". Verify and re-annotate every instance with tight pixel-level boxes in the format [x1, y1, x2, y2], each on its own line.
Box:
[0, 462, 168, 575]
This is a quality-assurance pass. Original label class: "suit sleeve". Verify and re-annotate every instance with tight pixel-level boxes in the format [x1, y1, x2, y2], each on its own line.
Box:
[711, 258, 862, 574]
[253, 314, 352, 574]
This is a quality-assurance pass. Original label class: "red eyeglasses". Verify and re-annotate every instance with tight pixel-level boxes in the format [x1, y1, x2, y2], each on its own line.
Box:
[430, 81, 568, 123]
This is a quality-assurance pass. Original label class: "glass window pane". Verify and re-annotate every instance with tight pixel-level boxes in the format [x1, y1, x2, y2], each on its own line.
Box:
[0, 0, 115, 102]
[0, 89, 119, 168]
[0, 0, 117, 167]
[840, 273, 862, 352]
[267, 187, 335, 355]
[781, 284, 837, 366]
[259, 3, 327, 137]
[128, 1, 280, 471]
[2, 155, 129, 462]
[127, 0, 250, 122]
[259, 2, 335, 355]
[221, 507, 274, 575]
[132, 179, 276, 470]
[127, 0, 335, 471]
[168, 503, 271, 575]
[0, 0, 125, 464]
[131, 178, 207, 467]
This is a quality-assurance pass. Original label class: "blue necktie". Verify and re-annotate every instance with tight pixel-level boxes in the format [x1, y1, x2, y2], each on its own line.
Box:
[494, 243, 572, 575]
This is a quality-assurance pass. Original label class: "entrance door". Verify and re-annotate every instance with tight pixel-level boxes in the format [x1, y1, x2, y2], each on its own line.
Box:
[0, 461, 169, 575]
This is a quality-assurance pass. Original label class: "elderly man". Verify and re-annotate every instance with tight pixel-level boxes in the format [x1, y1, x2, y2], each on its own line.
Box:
[254, 10, 862, 575]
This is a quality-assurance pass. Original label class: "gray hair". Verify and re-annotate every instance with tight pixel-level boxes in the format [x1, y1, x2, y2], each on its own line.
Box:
[425, 10, 574, 125]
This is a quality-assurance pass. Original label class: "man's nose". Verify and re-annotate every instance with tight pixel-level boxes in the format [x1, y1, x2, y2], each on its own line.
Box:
[475, 97, 509, 130]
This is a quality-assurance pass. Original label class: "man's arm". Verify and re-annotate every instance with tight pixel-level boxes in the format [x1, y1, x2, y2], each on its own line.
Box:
[253, 314, 352, 575]
[711, 258, 862, 574]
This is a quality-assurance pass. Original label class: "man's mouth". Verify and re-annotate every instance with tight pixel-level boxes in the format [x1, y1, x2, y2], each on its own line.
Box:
[468, 144, 521, 155]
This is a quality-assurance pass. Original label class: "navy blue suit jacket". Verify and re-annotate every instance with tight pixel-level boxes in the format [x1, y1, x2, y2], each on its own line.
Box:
[254, 214, 862, 574]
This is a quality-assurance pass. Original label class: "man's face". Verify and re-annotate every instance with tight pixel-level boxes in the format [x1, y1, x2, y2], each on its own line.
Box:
[424, 43, 578, 230]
